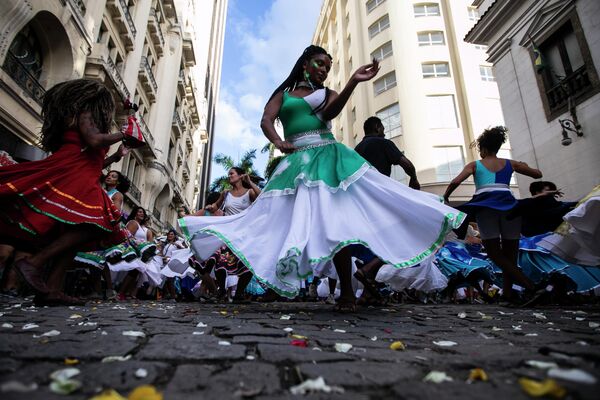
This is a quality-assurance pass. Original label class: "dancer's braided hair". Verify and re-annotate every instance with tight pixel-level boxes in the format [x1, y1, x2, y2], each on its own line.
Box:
[40, 79, 115, 153]
[268, 45, 332, 114]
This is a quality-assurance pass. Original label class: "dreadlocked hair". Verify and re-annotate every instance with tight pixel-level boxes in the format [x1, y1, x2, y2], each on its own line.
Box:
[471, 126, 508, 155]
[40, 79, 115, 153]
[268, 45, 333, 114]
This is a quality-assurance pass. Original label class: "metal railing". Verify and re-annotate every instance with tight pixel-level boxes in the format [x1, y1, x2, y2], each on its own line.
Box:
[2, 51, 45, 106]
[137, 115, 154, 146]
[140, 56, 158, 91]
[103, 55, 130, 99]
[546, 67, 591, 112]
[129, 182, 142, 202]
[118, 0, 137, 38]
[148, 8, 165, 47]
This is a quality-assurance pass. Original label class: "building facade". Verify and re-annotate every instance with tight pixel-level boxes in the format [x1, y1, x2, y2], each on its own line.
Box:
[313, 0, 511, 201]
[465, 0, 599, 201]
[0, 0, 227, 231]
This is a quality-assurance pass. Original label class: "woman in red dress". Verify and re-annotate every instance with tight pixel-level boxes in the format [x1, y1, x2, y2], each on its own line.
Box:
[0, 79, 132, 302]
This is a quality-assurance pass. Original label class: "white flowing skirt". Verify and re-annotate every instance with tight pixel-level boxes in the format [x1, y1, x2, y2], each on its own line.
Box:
[180, 168, 464, 297]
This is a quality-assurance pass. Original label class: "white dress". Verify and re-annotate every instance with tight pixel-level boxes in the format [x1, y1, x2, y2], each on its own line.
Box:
[178, 88, 465, 298]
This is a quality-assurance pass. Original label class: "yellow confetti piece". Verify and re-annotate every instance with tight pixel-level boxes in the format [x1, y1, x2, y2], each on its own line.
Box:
[390, 341, 406, 351]
[518, 378, 566, 399]
[64, 358, 79, 365]
[69, 314, 82, 319]
[128, 385, 163, 400]
[290, 334, 307, 340]
[219, 311, 228, 315]
[468, 368, 488, 382]
[89, 389, 126, 400]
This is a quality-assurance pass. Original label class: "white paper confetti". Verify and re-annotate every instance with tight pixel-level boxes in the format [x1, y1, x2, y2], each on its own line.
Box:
[525, 360, 559, 369]
[548, 368, 597, 384]
[423, 371, 453, 383]
[122, 330, 145, 338]
[134, 368, 148, 379]
[0, 381, 38, 392]
[492, 326, 503, 331]
[192, 331, 205, 335]
[33, 329, 60, 338]
[218, 340, 231, 346]
[289, 377, 344, 395]
[589, 322, 599, 328]
[280, 315, 291, 320]
[333, 329, 346, 333]
[457, 312, 467, 319]
[370, 336, 378, 341]
[283, 327, 294, 332]
[50, 368, 80, 381]
[433, 340, 457, 347]
[246, 355, 255, 360]
[2, 323, 13, 328]
[101, 355, 132, 363]
[334, 343, 353, 353]
[533, 313, 547, 320]
[512, 325, 522, 331]
[196, 322, 208, 327]
[22, 323, 39, 330]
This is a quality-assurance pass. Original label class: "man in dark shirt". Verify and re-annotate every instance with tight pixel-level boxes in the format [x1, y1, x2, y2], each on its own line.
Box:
[354, 116, 420, 190]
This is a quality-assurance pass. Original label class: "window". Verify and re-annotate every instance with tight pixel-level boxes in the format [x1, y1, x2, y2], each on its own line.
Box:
[467, 7, 479, 22]
[479, 65, 495, 81]
[426, 95, 458, 129]
[366, 0, 385, 14]
[534, 17, 599, 119]
[418, 31, 445, 46]
[368, 15, 390, 39]
[373, 72, 396, 95]
[376, 103, 402, 138]
[371, 41, 393, 61]
[414, 3, 440, 17]
[422, 62, 450, 78]
[391, 165, 408, 185]
[474, 44, 488, 51]
[433, 147, 464, 182]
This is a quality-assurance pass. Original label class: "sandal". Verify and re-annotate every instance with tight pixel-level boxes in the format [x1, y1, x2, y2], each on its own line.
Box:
[334, 297, 356, 313]
[354, 269, 382, 300]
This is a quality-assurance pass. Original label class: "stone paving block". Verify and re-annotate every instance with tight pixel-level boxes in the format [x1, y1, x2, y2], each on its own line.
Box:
[298, 360, 419, 386]
[257, 344, 352, 363]
[77, 361, 170, 393]
[232, 335, 293, 345]
[138, 334, 246, 361]
[18, 335, 141, 360]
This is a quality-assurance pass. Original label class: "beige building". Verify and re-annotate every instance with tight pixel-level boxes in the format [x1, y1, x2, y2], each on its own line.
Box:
[465, 0, 599, 201]
[313, 0, 511, 201]
[0, 0, 227, 231]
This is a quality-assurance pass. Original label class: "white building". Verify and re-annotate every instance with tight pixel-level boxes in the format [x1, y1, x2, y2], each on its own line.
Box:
[313, 0, 510, 201]
[0, 0, 227, 231]
[465, 0, 600, 200]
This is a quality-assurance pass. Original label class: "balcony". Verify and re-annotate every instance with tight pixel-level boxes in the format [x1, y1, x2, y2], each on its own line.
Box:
[137, 115, 156, 159]
[138, 56, 158, 102]
[172, 111, 183, 139]
[185, 132, 193, 152]
[128, 181, 142, 204]
[106, 0, 137, 51]
[199, 129, 208, 143]
[177, 146, 184, 166]
[177, 70, 186, 98]
[182, 162, 190, 180]
[182, 33, 196, 67]
[546, 66, 592, 114]
[148, 8, 165, 57]
[2, 50, 45, 106]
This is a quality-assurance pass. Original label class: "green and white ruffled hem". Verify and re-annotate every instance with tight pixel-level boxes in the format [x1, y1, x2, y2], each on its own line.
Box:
[181, 163, 466, 298]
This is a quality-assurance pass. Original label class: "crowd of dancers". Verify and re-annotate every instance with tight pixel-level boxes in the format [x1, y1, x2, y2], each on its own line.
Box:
[0, 45, 598, 309]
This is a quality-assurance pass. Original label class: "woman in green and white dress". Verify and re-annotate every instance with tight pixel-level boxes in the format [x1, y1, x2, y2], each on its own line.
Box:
[180, 45, 465, 310]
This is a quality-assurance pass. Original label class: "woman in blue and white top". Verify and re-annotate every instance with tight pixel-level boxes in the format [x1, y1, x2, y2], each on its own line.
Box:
[444, 126, 543, 304]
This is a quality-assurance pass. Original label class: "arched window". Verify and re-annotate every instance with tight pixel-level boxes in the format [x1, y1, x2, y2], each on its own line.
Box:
[8, 25, 43, 79]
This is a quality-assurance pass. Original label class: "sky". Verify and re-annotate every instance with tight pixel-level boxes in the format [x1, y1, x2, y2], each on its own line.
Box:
[209, 0, 323, 185]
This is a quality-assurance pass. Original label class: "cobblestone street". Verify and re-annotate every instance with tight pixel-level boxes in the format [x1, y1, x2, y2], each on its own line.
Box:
[1, 299, 599, 399]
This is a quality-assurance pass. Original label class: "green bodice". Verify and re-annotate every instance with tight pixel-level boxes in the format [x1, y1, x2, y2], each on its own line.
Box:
[279, 91, 330, 139]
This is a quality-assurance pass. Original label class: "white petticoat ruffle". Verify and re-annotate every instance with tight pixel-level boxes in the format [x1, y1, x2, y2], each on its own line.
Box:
[180, 168, 464, 297]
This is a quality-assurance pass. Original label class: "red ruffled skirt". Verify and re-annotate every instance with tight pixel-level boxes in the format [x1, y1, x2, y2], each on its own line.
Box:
[0, 131, 126, 249]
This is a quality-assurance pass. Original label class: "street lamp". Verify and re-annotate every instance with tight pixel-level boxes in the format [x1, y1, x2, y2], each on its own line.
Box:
[558, 96, 583, 146]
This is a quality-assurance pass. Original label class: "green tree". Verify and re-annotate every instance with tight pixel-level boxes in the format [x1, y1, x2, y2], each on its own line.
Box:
[210, 149, 262, 192]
